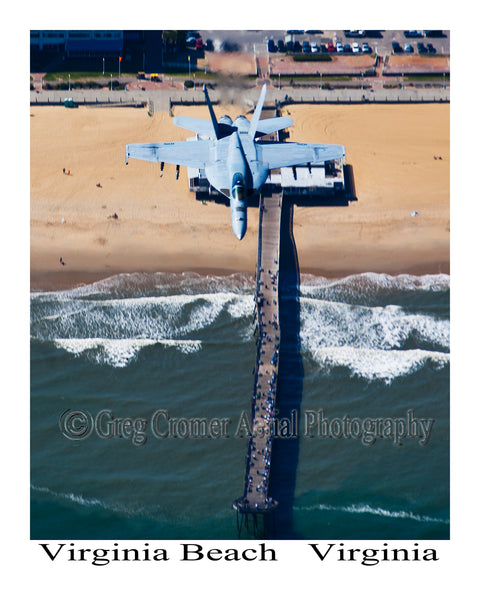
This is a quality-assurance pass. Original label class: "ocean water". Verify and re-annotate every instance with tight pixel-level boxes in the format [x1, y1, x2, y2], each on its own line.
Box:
[30, 271, 449, 540]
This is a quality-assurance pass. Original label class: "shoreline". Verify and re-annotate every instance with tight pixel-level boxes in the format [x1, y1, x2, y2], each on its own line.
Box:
[30, 262, 450, 293]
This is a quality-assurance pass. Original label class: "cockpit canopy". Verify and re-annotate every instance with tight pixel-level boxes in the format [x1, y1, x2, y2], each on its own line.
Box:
[232, 172, 245, 187]
[232, 172, 246, 202]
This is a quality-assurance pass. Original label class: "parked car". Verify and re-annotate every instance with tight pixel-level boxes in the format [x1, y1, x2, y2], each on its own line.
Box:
[311, 41, 319, 53]
[293, 40, 301, 52]
[352, 42, 360, 53]
[344, 30, 366, 37]
[404, 43, 413, 53]
[392, 41, 402, 53]
[268, 39, 277, 53]
[327, 41, 335, 52]
[319, 43, 328, 53]
[286, 40, 294, 52]
[427, 43, 436, 54]
[336, 42, 344, 53]
[362, 42, 370, 52]
[302, 40, 311, 53]
[404, 30, 423, 38]
[417, 42, 427, 54]
[277, 39, 286, 52]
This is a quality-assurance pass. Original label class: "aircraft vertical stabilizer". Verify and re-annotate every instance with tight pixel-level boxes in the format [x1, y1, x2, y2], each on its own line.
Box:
[248, 84, 267, 139]
[203, 84, 220, 140]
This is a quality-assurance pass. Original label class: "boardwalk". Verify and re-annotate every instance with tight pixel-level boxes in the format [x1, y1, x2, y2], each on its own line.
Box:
[234, 187, 283, 522]
[30, 85, 449, 113]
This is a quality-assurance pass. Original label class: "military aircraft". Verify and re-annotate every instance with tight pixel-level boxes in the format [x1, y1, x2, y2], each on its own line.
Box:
[125, 84, 345, 240]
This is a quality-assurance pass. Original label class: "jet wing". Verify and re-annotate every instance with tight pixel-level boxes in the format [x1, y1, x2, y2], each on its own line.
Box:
[257, 142, 345, 169]
[125, 140, 212, 168]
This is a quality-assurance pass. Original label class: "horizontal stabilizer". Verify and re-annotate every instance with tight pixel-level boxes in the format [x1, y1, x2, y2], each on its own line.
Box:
[255, 116, 294, 137]
[173, 115, 236, 139]
[173, 116, 216, 138]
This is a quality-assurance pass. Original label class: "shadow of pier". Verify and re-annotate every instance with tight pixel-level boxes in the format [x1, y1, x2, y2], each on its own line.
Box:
[267, 198, 304, 538]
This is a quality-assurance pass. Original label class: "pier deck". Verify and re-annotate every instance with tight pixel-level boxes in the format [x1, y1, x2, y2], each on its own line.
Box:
[234, 187, 283, 516]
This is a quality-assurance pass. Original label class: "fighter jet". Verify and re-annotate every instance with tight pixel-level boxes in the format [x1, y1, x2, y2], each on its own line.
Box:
[125, 84, 345, 240]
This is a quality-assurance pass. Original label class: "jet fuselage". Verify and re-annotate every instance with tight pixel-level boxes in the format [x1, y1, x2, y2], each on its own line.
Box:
[206, 121, 268, 239]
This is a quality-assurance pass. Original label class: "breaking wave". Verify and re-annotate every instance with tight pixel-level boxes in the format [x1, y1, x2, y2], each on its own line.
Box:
[31, 277, 255, 367]
[53, 338, 202, 368]
[295, 502, 449, 524]
[300, 272, 450, 303]
[31, 272, 449, 379]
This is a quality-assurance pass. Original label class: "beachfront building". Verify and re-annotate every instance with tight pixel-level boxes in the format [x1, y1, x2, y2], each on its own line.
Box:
[30, 30, 124, 56]
[30, 30, 166, 73]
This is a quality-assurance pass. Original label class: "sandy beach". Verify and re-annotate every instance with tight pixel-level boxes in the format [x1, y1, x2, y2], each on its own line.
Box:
[30, 100, 449, 290]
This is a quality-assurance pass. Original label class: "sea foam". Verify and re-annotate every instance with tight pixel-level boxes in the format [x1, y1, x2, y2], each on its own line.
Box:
[32, 289, 254, 367]
[53, 338, 202, 368]
[309, 347, 449, 383]
[299, 295, 449, 382]
[31, 272, 449, 378]
[295, 501, 449, 524]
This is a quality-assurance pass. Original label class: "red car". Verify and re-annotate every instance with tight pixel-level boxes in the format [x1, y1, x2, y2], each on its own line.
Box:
[327, 41, 335, 52]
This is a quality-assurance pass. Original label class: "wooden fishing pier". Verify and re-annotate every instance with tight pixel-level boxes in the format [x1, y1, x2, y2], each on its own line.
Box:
[233, 186, 283, 534]
[231, 106, 355, 538]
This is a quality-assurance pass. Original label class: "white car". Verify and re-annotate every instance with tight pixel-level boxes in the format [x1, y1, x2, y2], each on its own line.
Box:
[336, 42, 344, 53]
[352, 42, 360, 53]
[311, 42, 318, 53]
[362, 42, 370, 53]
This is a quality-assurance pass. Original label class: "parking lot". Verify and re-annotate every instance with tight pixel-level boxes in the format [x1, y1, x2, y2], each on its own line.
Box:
[198, 29, 450, 57]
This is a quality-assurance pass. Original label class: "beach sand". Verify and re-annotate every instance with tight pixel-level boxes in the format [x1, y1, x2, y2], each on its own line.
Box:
[30, 101, 449, 290]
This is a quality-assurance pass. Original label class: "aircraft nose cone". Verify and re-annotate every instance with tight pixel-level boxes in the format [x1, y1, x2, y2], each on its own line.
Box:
[233, 220, 246, 240]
